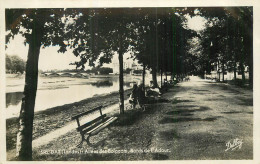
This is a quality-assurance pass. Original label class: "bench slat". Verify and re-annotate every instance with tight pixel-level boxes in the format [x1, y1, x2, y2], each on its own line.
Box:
[86, 117, 114, 134]
[72, 106, 103, 120]
[77, 114, 107, 132]
[81, 117, 110, 134]
[90, 117, 118, 135]
[86, 117, 117, 135]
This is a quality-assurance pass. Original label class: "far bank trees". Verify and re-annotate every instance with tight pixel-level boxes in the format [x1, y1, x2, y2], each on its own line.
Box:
[6, 55, 26, 74]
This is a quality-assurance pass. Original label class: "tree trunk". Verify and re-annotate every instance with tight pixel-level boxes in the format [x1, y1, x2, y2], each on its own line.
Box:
[118, 50, 124, 114]
[248, 15, 253, 88]
[249, 38, 253, 87]
[142, 64, 145, 86]
[249, 57, 253, 88]
[16, 24, 42, 160]
[249, 39, 254, 88]
[217, 60, 220, 81]
[160, 70, 163, 87]
[240, 62, 245, 83]
[151, 67, 158, 88]
[222, 61, 225, 82]
[233, 62, 237, 80]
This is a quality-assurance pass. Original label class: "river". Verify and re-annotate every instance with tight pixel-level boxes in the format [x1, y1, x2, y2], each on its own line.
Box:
[6, 74, 165, 119]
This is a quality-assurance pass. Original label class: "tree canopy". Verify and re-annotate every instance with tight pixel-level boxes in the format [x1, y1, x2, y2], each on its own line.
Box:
[6, 54, 26, 74]
[190, 7, 253, 85]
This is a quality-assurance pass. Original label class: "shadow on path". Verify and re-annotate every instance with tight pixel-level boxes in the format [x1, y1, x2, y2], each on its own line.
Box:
[159, 116, 222, 124]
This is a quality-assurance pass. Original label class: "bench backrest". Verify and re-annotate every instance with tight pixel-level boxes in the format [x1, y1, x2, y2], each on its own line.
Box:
[76, 114, 106, 132]
[71, 105, 103, 120]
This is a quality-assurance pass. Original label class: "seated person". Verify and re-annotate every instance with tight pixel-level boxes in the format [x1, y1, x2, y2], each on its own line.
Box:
[129, 84, 138, 109]
[137, 84, 146, 106]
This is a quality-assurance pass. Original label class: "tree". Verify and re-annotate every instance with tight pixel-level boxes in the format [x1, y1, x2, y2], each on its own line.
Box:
[237, 7, 253, 86]
[6, 55, 12, 71]
[132, 8, 167, 87]
[90, 67, 113, 75]
[124, 68, 132, 74]
[6, 55, 26, 74]
[65, 8, 140, 114]
[6, 9, 66, 160]
[132, 8, 196, 85]
[191, 7, 252, 84]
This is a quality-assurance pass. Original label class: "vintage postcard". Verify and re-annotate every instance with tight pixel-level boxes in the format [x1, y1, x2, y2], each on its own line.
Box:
[0, 0, 259, 163]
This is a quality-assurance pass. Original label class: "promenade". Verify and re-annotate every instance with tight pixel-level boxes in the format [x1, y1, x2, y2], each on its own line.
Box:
[8, 76, 253, 160]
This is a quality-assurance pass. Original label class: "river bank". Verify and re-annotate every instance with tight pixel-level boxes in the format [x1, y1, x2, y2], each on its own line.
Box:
[6, 89, 132, 152]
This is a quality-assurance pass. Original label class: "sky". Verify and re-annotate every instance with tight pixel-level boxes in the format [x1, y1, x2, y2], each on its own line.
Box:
[186, 15, 207, 31]
[5, 15, 206, 71]
[5, 34, 79, 71]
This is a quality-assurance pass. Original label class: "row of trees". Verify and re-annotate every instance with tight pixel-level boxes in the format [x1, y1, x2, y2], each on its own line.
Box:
[190, 7, 253, 86]
[86, 67, 113, 75]
[6, 55, 26, 74]
[131, 8, 197, 87]
[63, 8, 196, 113]
[6, 8, 193, 160]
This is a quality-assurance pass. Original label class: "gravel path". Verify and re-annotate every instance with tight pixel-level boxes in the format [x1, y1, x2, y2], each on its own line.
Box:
[151, 76, 253, 160]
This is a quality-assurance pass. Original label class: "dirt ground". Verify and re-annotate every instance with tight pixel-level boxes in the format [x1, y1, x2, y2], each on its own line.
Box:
[6, 89, 132, 155]
[7, 76, 253, 160]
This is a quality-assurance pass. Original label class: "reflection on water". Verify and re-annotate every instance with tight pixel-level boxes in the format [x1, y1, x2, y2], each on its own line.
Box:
[6, 92, 23, 108]
[90, 80, 132, 88]
[91, 81, 113, 87]
[124, 82, 132, 87]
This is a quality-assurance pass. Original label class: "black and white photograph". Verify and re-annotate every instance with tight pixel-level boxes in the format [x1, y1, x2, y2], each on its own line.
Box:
[1, 3, 259, 163]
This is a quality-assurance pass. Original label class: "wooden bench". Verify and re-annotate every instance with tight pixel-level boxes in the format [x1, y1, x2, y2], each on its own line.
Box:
[71, 105, 118, 147]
